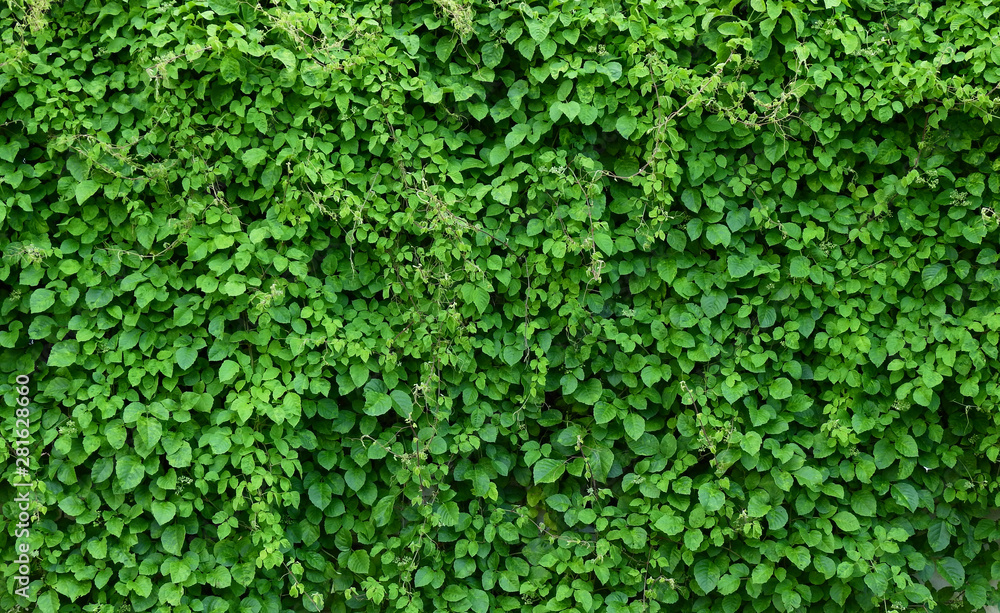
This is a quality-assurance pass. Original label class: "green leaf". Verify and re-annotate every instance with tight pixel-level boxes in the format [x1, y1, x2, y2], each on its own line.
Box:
[546, 494, 571, 512]
[390, 390, 413, 418]
[701, 290, 728, 318]
[654, 514, 684, 535]
[482, 42, 503, 68]
[175, 347, 198, 370]
[705, 224, 731, 247]
[271, 46, 296, 70]
[75, 180, 101, 205]
[116, 455, 144, 491]
[219, 55, 241, 82]
[616, 115, 638, 139]
[436, 37, 456, 62]
[850, 490, 877, 517]
[365, 392, 393, 416]
[345, 467, 366, 491]
[30, 288, 56, 313]
[832, 511, 860, 532]
[594, 401, 615, 424]
[349, 363, 369, 388]
[912, 385, 934, 407]
[623, 413, 645, 440]
[892, 483, 920, 513]
[414, 567, 434, 588]
[161, 525, 185, 555]
[151, 501, 176, 525]
[219, 360, 240, 384]
[693, 559, 719, 593]
[135, 416, 162, 447]
[927, 519, 950, 551]
[728, 255, 755, 278]
[348, 550, 370, 575]
[490, 144, 510, 166]
[309, 482, 332, 511]
[242, 148, 267, 168]
[894, 434, 919, 457]
[698, 484, 725, 513]
[471, 285, 490, 315]
[965, 584, 988, 608]
[740, 431, 762, 455]
[48, 340, 79, 367]
[505, 124, 531, 149]
[526, 19, 549, 42]
[37, 592, 60, 613]
[935, 557, 964, 588]
[574, 379, 603, 405]
[59, 496, 86, 516]
[769, 377, 793, 400]
[533, 459, 565, 484]
[789, 256, 810, 277]
[921, 263, 948, 290]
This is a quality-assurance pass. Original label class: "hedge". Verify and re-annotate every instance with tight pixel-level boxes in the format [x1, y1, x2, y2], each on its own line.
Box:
[2, 0, 1000, 612]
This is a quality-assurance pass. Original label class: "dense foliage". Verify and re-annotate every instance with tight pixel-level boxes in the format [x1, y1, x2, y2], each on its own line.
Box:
[3, 0, 1000, 612]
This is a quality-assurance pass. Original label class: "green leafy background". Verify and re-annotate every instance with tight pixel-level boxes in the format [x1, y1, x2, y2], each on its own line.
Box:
[2, 0, 1000, 612]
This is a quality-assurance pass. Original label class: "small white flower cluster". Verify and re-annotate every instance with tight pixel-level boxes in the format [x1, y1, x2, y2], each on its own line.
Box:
[58, 420, 78, 436]
[912, 168, 939, 189]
